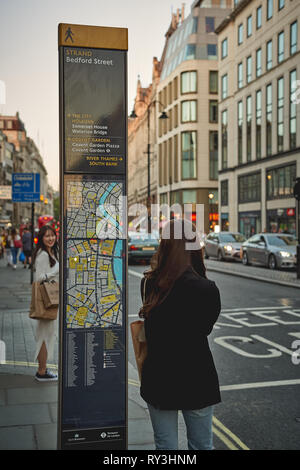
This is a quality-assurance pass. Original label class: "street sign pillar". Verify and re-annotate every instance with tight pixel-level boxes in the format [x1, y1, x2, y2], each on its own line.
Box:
[58, 24, 128, 449]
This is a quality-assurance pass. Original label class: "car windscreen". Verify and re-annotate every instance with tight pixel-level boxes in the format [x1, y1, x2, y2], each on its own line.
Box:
[266, 235, 297, 246]
[219, 233, 246, 243]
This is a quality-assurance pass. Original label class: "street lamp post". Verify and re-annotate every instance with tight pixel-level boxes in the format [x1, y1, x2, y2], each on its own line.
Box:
[130, 99, 168, 233]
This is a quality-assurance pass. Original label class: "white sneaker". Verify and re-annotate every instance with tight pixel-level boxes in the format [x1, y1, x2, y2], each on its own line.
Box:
[35, 369, 58, 382]
[13, 265, 16, 270]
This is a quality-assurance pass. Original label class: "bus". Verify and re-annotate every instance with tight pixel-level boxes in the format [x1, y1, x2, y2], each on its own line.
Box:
[38, 215, 54, 229]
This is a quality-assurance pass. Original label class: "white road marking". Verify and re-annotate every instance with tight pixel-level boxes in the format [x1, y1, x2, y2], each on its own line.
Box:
[128, 270, 143, 279]
[220, 378, 300, 392]
[214, 336, 282, 358]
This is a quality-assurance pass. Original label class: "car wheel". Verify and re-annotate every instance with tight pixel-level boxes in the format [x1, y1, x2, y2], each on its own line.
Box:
[268, 254, 277, 270]
[218, 250, 224, 261]
[204, 250, 209, 259]
[242, 251, 249, 265]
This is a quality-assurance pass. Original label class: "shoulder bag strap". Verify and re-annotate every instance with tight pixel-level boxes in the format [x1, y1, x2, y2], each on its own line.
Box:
[143, 277, 147, 304]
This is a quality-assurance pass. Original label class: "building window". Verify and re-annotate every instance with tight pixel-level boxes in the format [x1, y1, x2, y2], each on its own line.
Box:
[6, 121, 12, 129]
[181, 71, 197, 94]
[278, 0, 285, 11]
[159, 144, 163, 186]
[181, 100, 197, 123]
[267, 0, 273, 20]
[290, 69, 297, 150]
[205, 17, 214, 33]
[247, 56, 252, 83]
[160, 193, 168, 205]
[182, 189, 197, 204]
[246, 96, 252, 162]
[173, 77, 178, 101]
[221, 180, 228, 206]
[266, 40, 273, 70]
[257, 5, 262, 29]
[256, 48, 262, 77]
[278, 31, 284, 63]
[277, 77, 284, 153]
[238, 100, 243, 165]
[221, 110, 228, 170]
[163, 141, 168, 185]
[174, 104, 178, 128]
[221, 38, 228, 59]
[0, 120, 3, 129]
[256, 90, 262, 160]
[238, 172, 261, 203]
[266, 84, 272, 157]
[238, 23, 243, 45]
[174, 134, 178, 182]
[247, 15, 252, 37]
[207, 44, 217, 59]
[181, 131, 197, 179]
[221, 74, 228, 100]
[209, 100, 218, 123]
[168, 138, 173, 184]
[209, 131, 218, 180]
[192, 17, 198, 34]
[267, 163, 296, 199]
[209, 70, 218, 94]
[290, 21, 298, 55]
[184, 44, 196, 61]
[238, 62, 243, 89]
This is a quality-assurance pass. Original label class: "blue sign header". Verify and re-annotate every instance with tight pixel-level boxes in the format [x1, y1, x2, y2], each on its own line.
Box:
[12, 173, 41, 203]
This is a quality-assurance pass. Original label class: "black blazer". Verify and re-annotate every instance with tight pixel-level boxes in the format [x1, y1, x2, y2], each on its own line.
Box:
[140, 266, 221, 410]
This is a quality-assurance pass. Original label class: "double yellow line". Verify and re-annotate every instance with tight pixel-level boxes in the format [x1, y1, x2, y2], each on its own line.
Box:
[128, 378, 249, 450]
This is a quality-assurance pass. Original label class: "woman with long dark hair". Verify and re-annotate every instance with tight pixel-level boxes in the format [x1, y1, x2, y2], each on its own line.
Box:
[139, 218, 221, 450]
[32, 225, 59, 381]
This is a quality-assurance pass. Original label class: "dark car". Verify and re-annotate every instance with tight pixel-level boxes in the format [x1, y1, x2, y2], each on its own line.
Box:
[128, 232, 159, 264]
[241, 233, 297, 269]
[204, 231, 246, 261]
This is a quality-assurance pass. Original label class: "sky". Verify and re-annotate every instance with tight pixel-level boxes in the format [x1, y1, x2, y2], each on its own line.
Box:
[0, 0, 193, 191]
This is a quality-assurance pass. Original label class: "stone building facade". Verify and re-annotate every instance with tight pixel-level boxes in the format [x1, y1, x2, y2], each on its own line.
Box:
[216, 0, 300, 237]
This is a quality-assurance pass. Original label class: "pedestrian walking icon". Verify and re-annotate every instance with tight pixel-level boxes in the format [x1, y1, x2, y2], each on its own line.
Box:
[65, 27, 74, 43]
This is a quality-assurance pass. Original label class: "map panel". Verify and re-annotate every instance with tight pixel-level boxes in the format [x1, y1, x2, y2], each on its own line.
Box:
[66, 180, 124, 239]
[66, 180, 124, 329]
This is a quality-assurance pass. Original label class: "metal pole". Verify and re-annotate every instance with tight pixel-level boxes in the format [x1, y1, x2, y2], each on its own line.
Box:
[30, 202, 34, 284]
[147, 106, 151, 233]
[297, 199, 300, 280]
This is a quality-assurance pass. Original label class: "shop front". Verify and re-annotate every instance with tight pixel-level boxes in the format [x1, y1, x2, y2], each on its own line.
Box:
[267, 208, 296, 236]
[220, 212, 229, 231]
[239, 211, 261, 239]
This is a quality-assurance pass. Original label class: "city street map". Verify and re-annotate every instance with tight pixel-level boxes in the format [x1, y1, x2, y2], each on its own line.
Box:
[65, 180, 124, 329]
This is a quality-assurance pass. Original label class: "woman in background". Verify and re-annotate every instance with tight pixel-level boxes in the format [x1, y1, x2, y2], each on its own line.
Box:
[32, 225, 59, 382]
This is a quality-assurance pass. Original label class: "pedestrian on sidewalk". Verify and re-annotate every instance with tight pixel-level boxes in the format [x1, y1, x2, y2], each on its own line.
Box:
[22, 226, 32, 269]
[3, 229, 12, 266]
[8, 228, 22, 269]
[139, 218, 221, 450]
[32, 225, 59, 382]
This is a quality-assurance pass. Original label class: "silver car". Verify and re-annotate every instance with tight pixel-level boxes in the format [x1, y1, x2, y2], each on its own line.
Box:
[204, 232, 246, 261]
[241, 233, 297, 269]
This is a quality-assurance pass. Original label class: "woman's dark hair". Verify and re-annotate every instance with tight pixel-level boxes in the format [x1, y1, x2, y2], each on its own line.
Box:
[139, 218, 206, 318]
[32, 225, 59, 268]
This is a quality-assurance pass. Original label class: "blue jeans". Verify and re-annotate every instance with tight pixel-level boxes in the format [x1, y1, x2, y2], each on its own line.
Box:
[147, 403, 214, 450]
[10, 247, 19, 266]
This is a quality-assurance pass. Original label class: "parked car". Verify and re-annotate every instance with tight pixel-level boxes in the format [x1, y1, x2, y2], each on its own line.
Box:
[241, 233, 297, 269]
[204, 231, 246, 261]
[128, 232, 159, 264]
